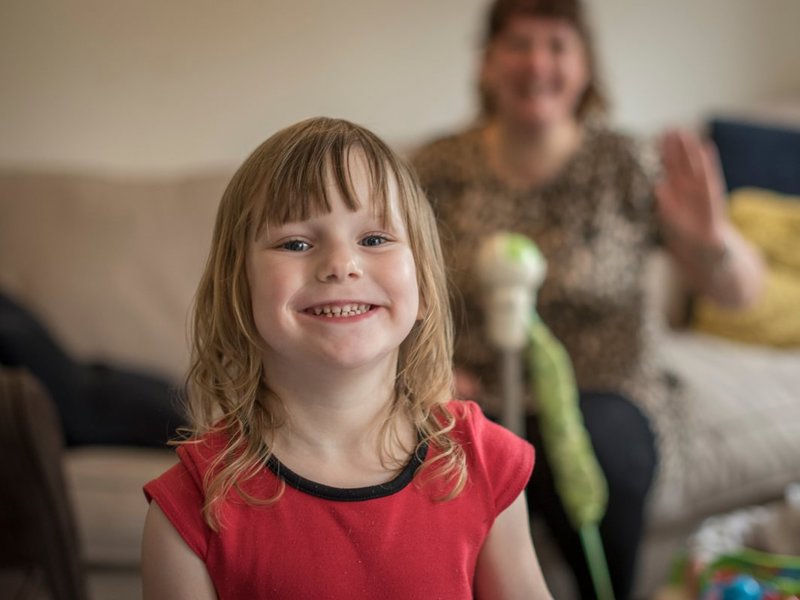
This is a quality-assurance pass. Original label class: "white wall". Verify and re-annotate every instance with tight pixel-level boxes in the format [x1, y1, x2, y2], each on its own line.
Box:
[1, 0, 799, 174]
[593, 1, 800, 133]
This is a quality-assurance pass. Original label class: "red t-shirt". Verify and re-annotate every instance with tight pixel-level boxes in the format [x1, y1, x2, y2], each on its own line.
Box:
[144, 400, 534, 599]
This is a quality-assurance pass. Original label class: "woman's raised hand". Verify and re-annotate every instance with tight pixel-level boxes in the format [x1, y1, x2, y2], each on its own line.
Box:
[655, 128, 730, 249]
[655, 128, 765, 307]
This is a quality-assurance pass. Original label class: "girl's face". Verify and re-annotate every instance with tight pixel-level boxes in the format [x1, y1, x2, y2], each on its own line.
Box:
[247, 154, 421, 379]
[482, 15, 590, 130]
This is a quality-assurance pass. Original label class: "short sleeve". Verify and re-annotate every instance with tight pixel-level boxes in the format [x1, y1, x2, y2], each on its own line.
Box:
[143, 445, 212, 560]
[453, 400, 535, 516]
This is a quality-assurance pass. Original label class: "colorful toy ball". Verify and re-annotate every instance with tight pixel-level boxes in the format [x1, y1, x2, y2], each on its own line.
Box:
[722, 575, 762, 600]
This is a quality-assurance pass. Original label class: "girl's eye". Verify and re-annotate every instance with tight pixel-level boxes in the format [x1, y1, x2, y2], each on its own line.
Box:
[281, 239, 311, 252]
[360, 234, 389, 247]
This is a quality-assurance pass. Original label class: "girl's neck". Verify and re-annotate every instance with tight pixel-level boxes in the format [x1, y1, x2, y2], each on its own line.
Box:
[263, 359, 416, 487]
[484, 117, 583, 190]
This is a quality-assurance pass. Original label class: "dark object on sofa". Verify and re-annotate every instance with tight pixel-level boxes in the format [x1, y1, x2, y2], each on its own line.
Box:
[710, 117, 800, 195]
[0, 367, 88, 600]
[0, 291, 186, 447]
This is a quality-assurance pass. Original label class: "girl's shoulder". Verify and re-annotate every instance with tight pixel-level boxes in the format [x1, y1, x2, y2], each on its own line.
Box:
[142, 431, 231, 560]
[144, 429, 228, 496]
[445, 400, 534, 513]
[445, 398, 485, 423]
[172, 428, 230, 473]
[446, 399, 529, 451]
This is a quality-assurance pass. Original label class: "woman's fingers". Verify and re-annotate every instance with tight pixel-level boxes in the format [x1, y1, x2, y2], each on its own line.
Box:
[699, 139, 726, 202]
[662, 129, 707, 185]
[657, 128, 728, 243]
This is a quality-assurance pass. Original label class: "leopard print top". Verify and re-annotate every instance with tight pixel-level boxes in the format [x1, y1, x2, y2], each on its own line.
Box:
[412, 124, 677, 425]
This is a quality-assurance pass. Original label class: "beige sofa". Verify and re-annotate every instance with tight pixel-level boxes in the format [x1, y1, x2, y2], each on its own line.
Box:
[1, 168, 799, 600]
[0, 170, 226, 600]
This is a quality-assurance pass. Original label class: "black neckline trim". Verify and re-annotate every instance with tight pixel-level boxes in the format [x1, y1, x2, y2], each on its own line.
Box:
[265, 442, 429, 502]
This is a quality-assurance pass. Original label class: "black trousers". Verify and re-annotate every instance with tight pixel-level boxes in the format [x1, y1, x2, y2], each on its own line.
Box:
[525, 391, 658, 600]
[0, 291, 184, 446]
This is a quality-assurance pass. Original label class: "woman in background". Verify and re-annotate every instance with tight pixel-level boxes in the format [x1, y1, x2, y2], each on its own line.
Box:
[412, 0, 763, 597]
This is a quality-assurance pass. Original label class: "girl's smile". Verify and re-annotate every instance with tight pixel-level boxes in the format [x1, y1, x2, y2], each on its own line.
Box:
[303, 302, 374, 319]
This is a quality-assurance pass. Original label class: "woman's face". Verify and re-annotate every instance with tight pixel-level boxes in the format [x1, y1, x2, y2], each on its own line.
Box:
[482, 15, 590, 130]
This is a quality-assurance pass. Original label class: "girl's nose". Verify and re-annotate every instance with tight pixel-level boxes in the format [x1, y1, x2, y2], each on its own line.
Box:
[316, 245, 363, 282]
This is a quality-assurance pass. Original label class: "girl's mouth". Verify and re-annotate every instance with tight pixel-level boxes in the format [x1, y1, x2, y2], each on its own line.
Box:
[305, 303, 372, 318]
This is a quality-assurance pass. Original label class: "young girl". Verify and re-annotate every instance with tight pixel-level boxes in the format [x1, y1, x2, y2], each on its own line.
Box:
[141, 117, 551, 599]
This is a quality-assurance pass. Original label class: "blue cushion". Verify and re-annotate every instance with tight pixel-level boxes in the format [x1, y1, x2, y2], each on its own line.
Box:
[709, 118, 800, 196]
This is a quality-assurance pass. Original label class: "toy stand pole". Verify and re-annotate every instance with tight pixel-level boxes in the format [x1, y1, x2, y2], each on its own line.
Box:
[500, 349, 526, 437]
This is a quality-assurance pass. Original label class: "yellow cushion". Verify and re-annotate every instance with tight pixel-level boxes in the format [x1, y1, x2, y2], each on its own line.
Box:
[693, 188, 800, 347]
[694, 265, 800, 347]
[728, 188, 800, 272]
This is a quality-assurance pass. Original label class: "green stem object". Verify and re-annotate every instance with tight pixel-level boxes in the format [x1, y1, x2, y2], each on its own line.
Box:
[528, 314, 615, 600]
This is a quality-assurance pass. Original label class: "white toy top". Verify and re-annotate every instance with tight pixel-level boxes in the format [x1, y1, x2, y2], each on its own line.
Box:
[476, 232, 547, 351]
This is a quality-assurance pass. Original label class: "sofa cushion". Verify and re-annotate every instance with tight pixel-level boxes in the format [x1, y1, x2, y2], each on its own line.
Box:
[64, 447, 177, 566]
[725, 188, 800, 271]
[0, 170, 232, 380]
[694, 265, 800, 347]
[693, 188, 800, 347]
[710, 118, 800, 196]
[651, 331, 800, 525]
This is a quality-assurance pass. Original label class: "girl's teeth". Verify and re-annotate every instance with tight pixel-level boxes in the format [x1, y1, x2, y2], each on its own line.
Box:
[311, 304, 370, 317]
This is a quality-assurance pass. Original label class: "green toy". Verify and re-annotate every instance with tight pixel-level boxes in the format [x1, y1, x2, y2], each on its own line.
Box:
[528, 314, 614, 600]
[478, 232, 615, 600]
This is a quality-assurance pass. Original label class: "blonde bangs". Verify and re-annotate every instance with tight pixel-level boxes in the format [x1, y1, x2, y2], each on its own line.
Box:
[248, 120, 403, 241]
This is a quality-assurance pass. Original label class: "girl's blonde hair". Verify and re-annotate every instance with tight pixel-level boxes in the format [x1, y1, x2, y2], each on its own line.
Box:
[182, 117, 463, 529]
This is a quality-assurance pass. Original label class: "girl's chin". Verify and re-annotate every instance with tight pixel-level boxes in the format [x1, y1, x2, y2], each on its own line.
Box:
[310, 346, 400, 372]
